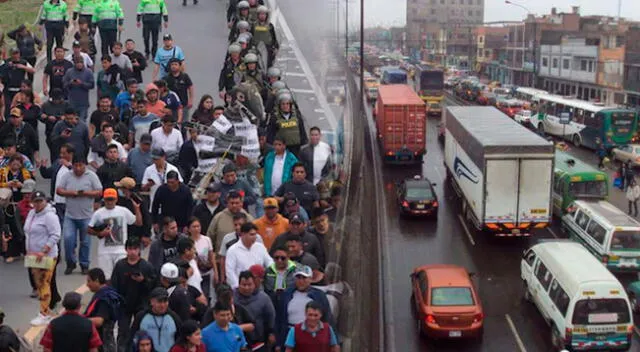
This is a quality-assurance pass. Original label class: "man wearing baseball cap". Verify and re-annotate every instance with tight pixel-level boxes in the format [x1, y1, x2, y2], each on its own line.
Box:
[88, 188, 143, 278]
[253, 197, 289, 250]
[275, 265, 332, 348]
[130, 286, 182, 352]
[141, 147, 182, 210]
[152, 33, 184, 80]
[192, 183, 224, 234]
[0, 107, 39, 162]
[271, 213, 324, 266]
[127, 133, 154, 184]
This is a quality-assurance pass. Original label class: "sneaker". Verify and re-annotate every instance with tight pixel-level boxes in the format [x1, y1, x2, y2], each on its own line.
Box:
[30, 313, 53, 326]
[81, 267, 89, 275]
[30, 290, 38, 298]
[64, 265, 75, 275]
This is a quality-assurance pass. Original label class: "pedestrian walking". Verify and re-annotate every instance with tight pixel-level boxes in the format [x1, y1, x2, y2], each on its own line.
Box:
[67, 40, 95, 71]
[97, 55, 125, 102]
[192, 184, 224, 235]
[0, 154, 33, 202]
[111, 238, 157, 352]
[56, 156, 103, 275]
[132, 330, 157, 352]
[39, 292, 103, 352]
[141, 148, 182, 208]
[165, 60, 193, 120]
[207, 190, 255, 253]
[1, 48, 35, 117]
[284, 301, 340, 352]
[63, 57, 95, 121]
[51, 108, 91, 160]
[130, 287, 183, 352]
[263, 247, 296, 302]
[263, 137, 298, 197]
[224, 222, 273, 289]
[234, 270, 277, 350]
[127, 133, 154, 183]
[0, 188, 25, 264]
[186, 217, 217, 299]
[43, 48, 74, 99]
[137, 0, 169, 59]
[95, 144, 134, 188]
[73, 0, 97, 32]
[0, 308, 21, 352]
[201, 302, 247, 352]
[93, 0, 125, 58]
[124, 39, 148, 83]
[274, 163, 319, 215]
[24, 191, 61, 326]
[169, 320, 206, 352]
[7, 25, 42, 82]
[85, 268, 124, 352]
[628, 179, 640, 217]
[254, 198, 289, 250]
[597, 144, 607, 170]
[148, 216, 187, 269]
[40, 0, 69, 62]
[152, 34, 185, 81]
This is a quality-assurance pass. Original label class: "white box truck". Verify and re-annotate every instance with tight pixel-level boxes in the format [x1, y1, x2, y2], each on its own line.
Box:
[444, 106, 555, 237]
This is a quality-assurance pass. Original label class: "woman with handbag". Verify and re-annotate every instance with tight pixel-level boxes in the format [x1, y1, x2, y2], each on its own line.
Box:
[24, 190, 61, 326]
[187, 217, 218, 301]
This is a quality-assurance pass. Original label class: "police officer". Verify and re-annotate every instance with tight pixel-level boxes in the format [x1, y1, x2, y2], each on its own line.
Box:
[265, 79, 286, 115]
[252, 6, 278, 68]
[247, 0, 260, 24]
[237, 33, 254, 58]
[136, 0, 169, 59]
[228, 0, 250, 39]
[227, 0, 263, 24]
[241, 52, 265, 93]
[218, 43, 244, 100]
[267, 92, 308, 156]
[39, 0, 69, 62]
[93, 0, 124, 57]
[73, 0, 97, 33]
[261, 67, 280, 102]
[229, 20, 251, 44]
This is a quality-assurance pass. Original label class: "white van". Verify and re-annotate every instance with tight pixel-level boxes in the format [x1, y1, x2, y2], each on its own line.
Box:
[521, 241, 633, 351]
[561, 200, 640, 273]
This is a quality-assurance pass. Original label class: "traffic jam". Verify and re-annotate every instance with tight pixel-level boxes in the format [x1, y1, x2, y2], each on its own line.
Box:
[346, 44, 640, 351]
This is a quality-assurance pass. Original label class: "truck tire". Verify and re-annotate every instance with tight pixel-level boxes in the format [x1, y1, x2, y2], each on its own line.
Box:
[572, 134, 582, 147]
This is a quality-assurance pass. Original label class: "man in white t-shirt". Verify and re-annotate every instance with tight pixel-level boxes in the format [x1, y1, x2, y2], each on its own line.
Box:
[150, 116, 183, 155]
[88, 188, 143, 278]
[225, 222, 273, 289]
[142, 148, 183, 210]
[88, 123, 128, 170]
[66, 40, 94, 70]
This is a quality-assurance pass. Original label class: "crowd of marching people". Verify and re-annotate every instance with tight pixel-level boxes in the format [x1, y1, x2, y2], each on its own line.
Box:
[0, 0, 346, 351]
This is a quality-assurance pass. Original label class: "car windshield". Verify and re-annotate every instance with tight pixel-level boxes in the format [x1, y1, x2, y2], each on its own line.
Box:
[568, 180, 608, 198]
[429, 103, 440, 109]
[572, 298, 630, 325]
[611, 230, 640, 251]
[406, 186, 433, 200]
[431, 287, 475, 306]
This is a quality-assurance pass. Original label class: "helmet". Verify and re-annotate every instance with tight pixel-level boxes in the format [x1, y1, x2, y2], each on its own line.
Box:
[228, 43, 242, 54]
[257, 5, 269, 14]
[278, 93, 293, 104]
[237, 33, 252, 44]
[271, 80, 287, 90]
[237, 20, 250, 31]
[244, 53, 258, 64]
[237, 1, 249, 9]
[267, 67, 281, 78]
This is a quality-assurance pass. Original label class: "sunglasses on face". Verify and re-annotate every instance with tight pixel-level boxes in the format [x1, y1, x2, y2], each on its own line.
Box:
[274, 256, 287, 261]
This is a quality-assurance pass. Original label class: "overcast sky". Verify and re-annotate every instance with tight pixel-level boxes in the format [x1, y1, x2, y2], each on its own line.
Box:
[355, 0, 633, 27]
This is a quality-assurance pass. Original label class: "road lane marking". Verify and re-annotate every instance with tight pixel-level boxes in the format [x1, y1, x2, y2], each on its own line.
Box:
[290, 88, 316, 94]
[270, 0, 338, 129]
[23, 284, 89, 343]
[314, 108, 325, 113]
[457, 214, 476, 246]
[547, 227, 559, 238]
[284, 71, 307, 77]
[505, 314, 528, 352]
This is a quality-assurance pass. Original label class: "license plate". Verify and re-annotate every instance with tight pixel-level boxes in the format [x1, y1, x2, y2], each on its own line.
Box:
[416, 204, 425, 209]
[620, 258, 636, 265]
[512, 229, 521, 234]
[399, 155, 411, 161]
[449, 331, 462, 337]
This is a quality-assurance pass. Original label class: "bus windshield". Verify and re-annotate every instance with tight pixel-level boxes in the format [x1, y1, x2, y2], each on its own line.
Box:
[610, 112, 636, 137]
[611, 230, 640, 251]
[568, 180, 607, 198]
[572, 298, 631, 325]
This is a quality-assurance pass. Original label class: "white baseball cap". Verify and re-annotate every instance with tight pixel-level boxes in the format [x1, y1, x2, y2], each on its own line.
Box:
[160, 262, 179, 279]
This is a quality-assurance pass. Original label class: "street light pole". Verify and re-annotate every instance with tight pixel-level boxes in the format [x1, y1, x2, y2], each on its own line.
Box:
[505, 0, 537, 87]
[359, 0, 364, 105]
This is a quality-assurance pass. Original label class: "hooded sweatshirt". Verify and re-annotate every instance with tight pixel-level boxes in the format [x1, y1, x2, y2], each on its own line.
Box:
[233, 288, 276, 342]
[24, 204, 61, 258]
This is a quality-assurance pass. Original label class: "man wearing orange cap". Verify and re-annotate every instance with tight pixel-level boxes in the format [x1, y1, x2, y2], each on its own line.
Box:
[253, 197, 289, 250]
[88, 188, 143, 278]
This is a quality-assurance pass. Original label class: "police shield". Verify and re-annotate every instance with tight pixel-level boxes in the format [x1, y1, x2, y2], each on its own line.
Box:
[256, 41, 269, 71]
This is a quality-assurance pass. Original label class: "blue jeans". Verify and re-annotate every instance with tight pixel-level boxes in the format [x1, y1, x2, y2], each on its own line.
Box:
[63, 216, 91, 268]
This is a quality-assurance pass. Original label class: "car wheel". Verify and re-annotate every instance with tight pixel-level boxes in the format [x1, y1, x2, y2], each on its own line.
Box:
[572, 134, 581, 147]
[523, 282, 532, 302]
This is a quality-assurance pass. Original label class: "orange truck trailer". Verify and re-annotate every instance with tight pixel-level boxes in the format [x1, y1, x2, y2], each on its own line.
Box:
[373, 84, 426, 164]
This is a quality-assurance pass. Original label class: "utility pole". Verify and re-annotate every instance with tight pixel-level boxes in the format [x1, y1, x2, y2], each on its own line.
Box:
[359, 0, 364, 105]
[505, 0, 536, 87]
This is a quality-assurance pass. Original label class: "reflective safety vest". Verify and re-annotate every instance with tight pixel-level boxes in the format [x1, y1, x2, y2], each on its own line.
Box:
[137, 0, 168, 15]
[74, 0, 97, 16]
[243, 70, 264, 91]
[41, 1, 69, 22]
[275, 113, 301, 146]
[253, 23, 273, 47]
[92, 0, 124, 23]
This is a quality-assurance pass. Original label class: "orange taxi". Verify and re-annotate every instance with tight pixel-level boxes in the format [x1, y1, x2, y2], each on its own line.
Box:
[411, 264, 484, 340]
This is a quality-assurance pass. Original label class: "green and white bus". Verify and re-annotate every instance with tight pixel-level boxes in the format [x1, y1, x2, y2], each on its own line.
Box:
[529, 94, 638, 150]
[552, 151, 608, 217]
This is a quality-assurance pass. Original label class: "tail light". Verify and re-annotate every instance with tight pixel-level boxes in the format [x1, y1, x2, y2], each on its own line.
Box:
[425, 314, 436, 324]
[432, 201, 439, 207]
[635, 157, 640, 163]
[402, 201, 410, 208]
[473, 312, 483, 324]
[565, 327, 572, 344]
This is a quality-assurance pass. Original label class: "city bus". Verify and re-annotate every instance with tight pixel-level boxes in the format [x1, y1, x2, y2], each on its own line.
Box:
[414, 65, 444, 116]
[530, 94, 638, 150]
[514, 87, 548, 109]
[552, 150, 608, 217]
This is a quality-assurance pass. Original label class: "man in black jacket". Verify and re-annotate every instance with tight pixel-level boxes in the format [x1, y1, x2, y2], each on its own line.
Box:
[40, 89, 70, 160]
[96, 144, 134, 189]
[130, 287, 182, 351]
[39, 143, 75, 221]
[123, 39, 147, 83]
[151, 171, 194, 230]
[115, 177, 152, 243]
[111, 238, 156, 352]
[0, 108, 39, 162]
[192, 183, 224, 233]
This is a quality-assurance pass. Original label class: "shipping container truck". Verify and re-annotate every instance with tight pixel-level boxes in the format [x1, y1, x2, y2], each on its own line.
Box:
[444, 106, 555, 236]
[374, 84, 426, 164]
